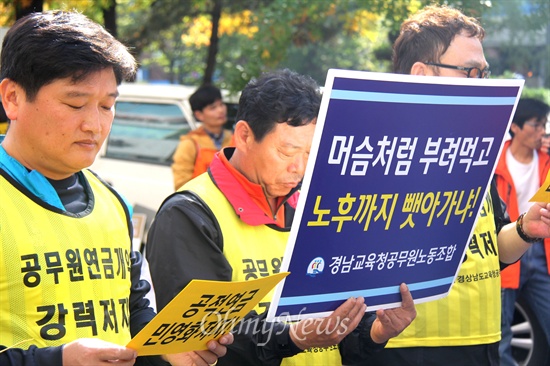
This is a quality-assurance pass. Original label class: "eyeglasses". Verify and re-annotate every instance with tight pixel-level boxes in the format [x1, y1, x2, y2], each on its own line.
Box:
[424, 62, 491, 79]
[524, 121, 546, 131]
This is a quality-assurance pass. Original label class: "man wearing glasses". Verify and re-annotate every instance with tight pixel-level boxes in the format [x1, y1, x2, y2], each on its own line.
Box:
[361, 5, 550, 366]
[421, 63, 490, 80]
[495, 98, 550, 366]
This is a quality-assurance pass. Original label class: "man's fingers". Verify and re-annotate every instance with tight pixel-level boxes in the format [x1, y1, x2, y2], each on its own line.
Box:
[331, 297, 357, 317]
[345, 297, 367, 329]
[63, 338, 138, 366]
[326, 297, 365, 337]
[399, 283, 415, 308]
[195, 350, 219, 366]
[205, 339, 227, 358]
[289, 297, 367, 350]
[217, 332, 234, 346]
[331, 297, 365, 320]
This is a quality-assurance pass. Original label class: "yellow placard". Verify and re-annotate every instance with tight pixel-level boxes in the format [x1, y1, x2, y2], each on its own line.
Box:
[529, 172, 550, 203]
[127, 272, 289, 356]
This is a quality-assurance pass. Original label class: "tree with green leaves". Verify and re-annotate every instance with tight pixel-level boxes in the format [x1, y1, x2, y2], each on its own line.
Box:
[1, 0, 547, 89]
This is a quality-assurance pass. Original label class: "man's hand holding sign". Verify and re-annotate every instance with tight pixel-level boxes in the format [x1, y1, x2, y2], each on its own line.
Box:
[127, 273, 289, 357]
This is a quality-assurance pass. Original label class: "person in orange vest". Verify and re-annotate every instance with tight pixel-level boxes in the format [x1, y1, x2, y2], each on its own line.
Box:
[171, 84, 233, 190]
[494, 97, 550, 365]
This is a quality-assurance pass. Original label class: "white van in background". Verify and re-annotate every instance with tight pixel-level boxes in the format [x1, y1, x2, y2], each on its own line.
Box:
[90, 83, 239, 248]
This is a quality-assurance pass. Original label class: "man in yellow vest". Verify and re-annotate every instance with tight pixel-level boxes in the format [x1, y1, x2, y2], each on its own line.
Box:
[364, 5, 550, 366]
[0, 11, 232, 365]
[147, 69, 418, 366]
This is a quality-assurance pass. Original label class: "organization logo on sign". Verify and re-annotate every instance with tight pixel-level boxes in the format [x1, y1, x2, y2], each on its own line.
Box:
[306, 257, 325, 277]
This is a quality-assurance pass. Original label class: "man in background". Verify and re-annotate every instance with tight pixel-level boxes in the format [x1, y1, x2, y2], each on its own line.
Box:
[171, 84, 233, 190]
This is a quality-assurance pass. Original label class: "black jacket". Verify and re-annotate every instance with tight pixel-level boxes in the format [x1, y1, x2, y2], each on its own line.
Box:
[146, 166, 387, 366]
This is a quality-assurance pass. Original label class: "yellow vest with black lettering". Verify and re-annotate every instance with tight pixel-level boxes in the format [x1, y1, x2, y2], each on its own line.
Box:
[387, 194, 501, 347]
[183, 173, 342, 365]
[0, 169, 133, 349]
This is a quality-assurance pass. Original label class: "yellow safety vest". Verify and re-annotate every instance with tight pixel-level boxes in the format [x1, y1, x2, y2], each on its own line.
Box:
[183, 173, 342, 365]
[0, 169, 133, 349]
[387, 194, 501, 347]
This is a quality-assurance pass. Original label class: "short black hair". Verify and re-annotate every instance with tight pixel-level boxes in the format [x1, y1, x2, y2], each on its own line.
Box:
[514, 98, 550, 125]
[236, 69, 321, 142]
[189, 84, 223, 112]
[0, 103, 7, 122]
[509, 98, 550, 137]
[1, 11, 136, 101]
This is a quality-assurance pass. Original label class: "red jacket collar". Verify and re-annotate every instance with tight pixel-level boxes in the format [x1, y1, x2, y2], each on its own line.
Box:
[209, 148, 299, 227]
